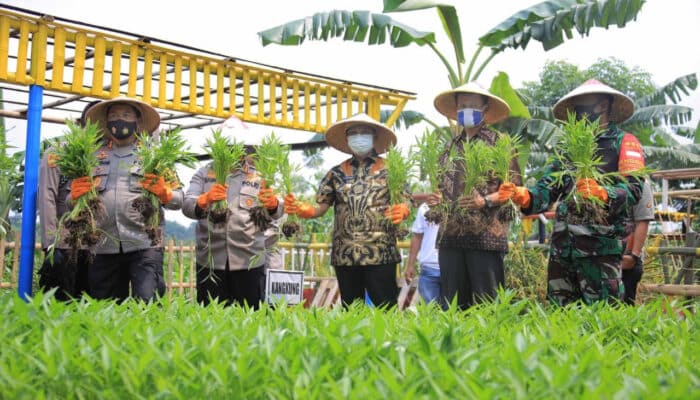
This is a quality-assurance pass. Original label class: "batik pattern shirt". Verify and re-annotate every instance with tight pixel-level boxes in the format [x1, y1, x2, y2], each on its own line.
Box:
[317, 154, 401, 267]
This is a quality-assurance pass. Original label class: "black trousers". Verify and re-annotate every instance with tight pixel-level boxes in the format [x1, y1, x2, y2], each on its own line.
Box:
[622, 259, 643, 305]
[38, 249, 90, 301]
[438, 248, 505, 309]
[89, 248, 165, 302]
[196, 263, 265, 309]
[334, 264, 399, 308]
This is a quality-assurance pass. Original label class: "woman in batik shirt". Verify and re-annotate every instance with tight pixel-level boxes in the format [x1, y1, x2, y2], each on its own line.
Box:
[284, 114, 410, 307]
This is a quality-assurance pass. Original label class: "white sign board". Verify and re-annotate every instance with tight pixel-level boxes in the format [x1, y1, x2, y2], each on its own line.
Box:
[265, 269, 304, 305]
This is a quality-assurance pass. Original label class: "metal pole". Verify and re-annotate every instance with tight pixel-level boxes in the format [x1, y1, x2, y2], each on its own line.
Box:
[17, 84, 43, 301]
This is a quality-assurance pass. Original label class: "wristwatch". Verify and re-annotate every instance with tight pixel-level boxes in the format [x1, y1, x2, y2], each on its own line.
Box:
[624, 250, 642, 264]
[484, 196, 494, 208]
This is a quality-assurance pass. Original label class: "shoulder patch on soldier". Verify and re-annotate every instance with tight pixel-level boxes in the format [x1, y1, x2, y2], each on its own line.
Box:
[206, 169, 216, 179]
[619, 133, 645, 174]
[97, 150, 109, 160]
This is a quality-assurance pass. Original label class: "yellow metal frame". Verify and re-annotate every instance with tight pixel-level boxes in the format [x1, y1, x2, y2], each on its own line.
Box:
[0, 8, 414, 132]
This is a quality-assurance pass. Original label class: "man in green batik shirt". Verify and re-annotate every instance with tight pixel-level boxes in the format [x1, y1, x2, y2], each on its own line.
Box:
[501, 80, 645, 305]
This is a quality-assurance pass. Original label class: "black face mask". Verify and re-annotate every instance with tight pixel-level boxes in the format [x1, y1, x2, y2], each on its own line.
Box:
[107, 119, 138, 139]
[573, 104, 603, 122]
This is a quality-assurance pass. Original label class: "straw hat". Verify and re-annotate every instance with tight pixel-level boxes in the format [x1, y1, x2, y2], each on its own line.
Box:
[325, 113, 397, 155]
[553, 79, 635, 123]
[433, 81, 510, 124]
[84, 96, 160, 136]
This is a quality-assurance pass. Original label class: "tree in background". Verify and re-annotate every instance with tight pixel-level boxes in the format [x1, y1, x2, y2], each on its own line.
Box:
[521, 58, 655, 108]
[260, 0, 646, 128]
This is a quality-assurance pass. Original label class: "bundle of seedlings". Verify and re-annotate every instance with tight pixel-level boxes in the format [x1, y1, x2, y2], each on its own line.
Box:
[490, 133, 523, 221]
[385, 147, 414, 239]
[51, 120, 106, 262]
[205, 129, 246, 223]
[455, 138, 494, 235]
[134, 128, 196, 245]
[412, 127, 450, 224]
[249, 133, 284, 231]
[278, 145, 302, 238]
[550, 113, 613, 226]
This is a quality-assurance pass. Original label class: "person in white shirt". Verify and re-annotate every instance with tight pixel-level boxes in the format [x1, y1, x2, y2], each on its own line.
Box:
[405, 203, 441, 304]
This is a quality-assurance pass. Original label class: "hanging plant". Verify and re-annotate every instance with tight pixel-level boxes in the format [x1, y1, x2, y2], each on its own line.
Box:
[50, 120, 106, 262]
[204, 129, 246, 223]
[134, 128, 196, 245]
[249, 133, 285, 231]
[489, 133, 523, 221]
[550, 113, 616, 226]
[385, 147, 414, 239]
[278, 145, 302, 238]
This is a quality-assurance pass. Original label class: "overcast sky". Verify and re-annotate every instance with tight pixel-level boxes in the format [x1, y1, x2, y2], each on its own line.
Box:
[4, 0, 700, 225]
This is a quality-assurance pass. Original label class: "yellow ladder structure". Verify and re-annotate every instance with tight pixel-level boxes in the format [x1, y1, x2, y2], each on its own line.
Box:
[0, 6, 414, 131]
[0, 4, 414, 300]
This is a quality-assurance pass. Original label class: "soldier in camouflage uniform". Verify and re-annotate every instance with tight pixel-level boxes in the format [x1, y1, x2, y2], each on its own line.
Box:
[502, 80, 645, 305]
[38, 100, 100, 300]
[69, 97, 183, 301]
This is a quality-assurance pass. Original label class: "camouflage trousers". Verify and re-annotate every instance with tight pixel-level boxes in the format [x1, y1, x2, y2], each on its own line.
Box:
[547, 255, 624, 306]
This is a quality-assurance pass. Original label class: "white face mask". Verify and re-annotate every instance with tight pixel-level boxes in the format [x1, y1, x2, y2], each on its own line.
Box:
[457, 108, 484, 128]
[347, 134, 374, 156]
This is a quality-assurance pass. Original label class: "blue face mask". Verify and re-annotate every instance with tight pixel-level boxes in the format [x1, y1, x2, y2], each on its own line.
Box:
[457, 108, 483, 127]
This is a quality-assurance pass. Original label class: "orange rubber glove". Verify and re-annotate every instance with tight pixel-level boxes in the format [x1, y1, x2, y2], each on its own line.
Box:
[70, 176, 96, 201]
[576, 178, 608, 202]
[385, 203, 410, 225]
[258, 187, 279, 210]
[141, 173, 173, 204]
[511, 186, 531, 209]
[197, 183, 227, 210]
[296, 203, 316, 219]
[497, 182, 516, 202]
[283, 193, 299, 214]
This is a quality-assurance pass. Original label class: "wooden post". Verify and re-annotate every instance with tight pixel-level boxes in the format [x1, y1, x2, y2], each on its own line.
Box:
[661, 238, 670, 284]
[11, 231, 20, 288]
[673, 232, 698, 284]
[189, 242, 196, 300]
[0, 235, 6, 286]
[166, 239, 175, 301]
[178, 240, 185, 296]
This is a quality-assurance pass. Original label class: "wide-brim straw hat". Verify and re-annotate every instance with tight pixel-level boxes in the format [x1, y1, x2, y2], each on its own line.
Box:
[433, 81, 510, 124]
[325, 113, 397, 155]
[553, 79, 635, 123]
[84, 96, 160, 136]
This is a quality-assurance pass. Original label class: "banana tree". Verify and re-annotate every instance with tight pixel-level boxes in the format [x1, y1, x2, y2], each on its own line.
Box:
[259, 0, 646, 119]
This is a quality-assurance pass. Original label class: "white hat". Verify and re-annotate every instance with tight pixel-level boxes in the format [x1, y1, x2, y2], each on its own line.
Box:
[325, 113, 397, 155]
[433, 81, 510, 124]
[84, 96, 160, 136]
[553, 79, 635, 123]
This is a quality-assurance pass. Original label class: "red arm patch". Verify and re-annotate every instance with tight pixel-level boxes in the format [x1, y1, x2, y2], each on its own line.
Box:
[619, 133, 645, 175]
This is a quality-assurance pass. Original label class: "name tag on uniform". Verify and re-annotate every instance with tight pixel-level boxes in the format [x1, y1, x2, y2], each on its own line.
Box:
[265, 269, 304, 305]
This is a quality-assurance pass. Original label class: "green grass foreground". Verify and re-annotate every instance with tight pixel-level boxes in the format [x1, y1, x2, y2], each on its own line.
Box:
[0, 291, 697, 399]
